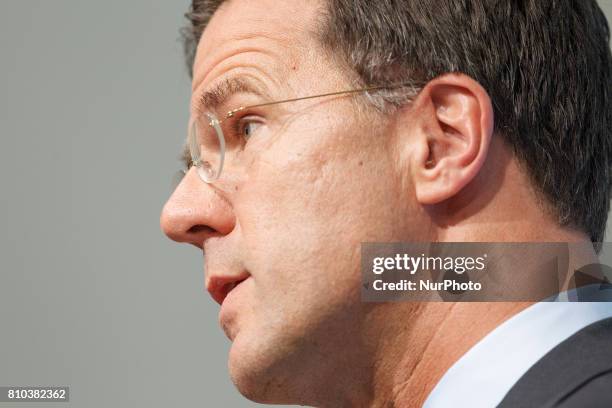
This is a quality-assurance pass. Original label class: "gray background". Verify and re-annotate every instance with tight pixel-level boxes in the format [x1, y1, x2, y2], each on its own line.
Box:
[0, 1, 611, 407]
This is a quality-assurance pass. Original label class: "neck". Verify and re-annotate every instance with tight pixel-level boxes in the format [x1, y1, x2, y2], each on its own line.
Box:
[359, 232, 597, 408]
[385, 302, 531, 408]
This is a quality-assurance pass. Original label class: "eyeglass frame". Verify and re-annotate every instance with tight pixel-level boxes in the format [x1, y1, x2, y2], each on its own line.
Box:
[184, 83, 416, 183]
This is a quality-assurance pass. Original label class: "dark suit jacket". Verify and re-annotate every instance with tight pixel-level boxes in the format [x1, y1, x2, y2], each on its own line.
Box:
[498, 317, 612, 407]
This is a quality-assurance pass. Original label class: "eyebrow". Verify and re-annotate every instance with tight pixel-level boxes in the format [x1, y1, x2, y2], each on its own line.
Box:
[197, 76, 266, 114]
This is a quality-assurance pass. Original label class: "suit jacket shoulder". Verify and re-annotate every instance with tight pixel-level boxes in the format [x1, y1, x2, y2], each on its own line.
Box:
[499, 317, 612, 408]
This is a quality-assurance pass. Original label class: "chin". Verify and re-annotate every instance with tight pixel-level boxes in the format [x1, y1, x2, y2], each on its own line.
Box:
[227, 341, 287, 404]
[226, 328, 310, 405]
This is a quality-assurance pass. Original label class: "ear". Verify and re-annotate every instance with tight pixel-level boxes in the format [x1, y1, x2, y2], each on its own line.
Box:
[407, 73, 494, 205]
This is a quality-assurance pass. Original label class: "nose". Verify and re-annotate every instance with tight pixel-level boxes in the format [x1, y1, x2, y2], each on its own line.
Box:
[160, 169, 235, 248]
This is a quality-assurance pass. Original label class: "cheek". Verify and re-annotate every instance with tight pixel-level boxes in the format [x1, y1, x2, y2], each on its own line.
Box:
[234, 125, 405, 307]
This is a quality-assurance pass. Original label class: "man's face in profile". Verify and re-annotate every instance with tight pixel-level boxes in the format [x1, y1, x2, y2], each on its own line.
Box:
[162, 0, 424, 403]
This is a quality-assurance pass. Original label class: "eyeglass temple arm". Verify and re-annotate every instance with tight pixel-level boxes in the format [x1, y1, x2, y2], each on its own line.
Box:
[225, 83, 416, 118]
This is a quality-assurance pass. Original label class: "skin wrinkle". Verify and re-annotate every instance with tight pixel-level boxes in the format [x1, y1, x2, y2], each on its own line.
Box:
[191, 16, 305, 99]
[192, 35, 281, 92]
[389, 303, 457, 407]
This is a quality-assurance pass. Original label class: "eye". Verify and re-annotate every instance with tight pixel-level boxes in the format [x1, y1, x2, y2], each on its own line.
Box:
[238, 118, 262, 141]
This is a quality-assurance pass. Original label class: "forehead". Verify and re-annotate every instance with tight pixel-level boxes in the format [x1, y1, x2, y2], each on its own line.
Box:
[191, 0, 324, 94]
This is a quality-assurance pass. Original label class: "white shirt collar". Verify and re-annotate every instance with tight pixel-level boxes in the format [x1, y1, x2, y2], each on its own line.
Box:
[423, 288, 612, 408]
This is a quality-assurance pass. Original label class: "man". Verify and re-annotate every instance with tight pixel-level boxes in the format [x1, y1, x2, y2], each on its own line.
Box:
[161, 0, 612, 406]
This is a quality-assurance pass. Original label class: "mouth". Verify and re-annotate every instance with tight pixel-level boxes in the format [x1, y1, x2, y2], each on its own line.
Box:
[218, 275, 250, 341]
[207, 271, 251, 305]
[220, 276, 249, 305]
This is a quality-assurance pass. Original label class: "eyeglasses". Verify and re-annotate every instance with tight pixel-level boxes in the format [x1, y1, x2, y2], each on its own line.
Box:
[183, 83, 415, 184]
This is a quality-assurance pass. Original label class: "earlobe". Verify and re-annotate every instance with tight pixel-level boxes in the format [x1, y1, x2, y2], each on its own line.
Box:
[411, 74, 494, 205]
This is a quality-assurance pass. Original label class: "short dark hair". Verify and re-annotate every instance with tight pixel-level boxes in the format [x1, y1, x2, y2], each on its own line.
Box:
[182, 0, 612, 244]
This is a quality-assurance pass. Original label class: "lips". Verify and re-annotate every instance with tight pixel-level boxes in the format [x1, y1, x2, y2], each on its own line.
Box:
[207, 271, 251, 305]
[217, 275, 250, 341]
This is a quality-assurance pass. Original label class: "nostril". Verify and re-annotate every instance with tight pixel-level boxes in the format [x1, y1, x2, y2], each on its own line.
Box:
[188, 225, 216, 235]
